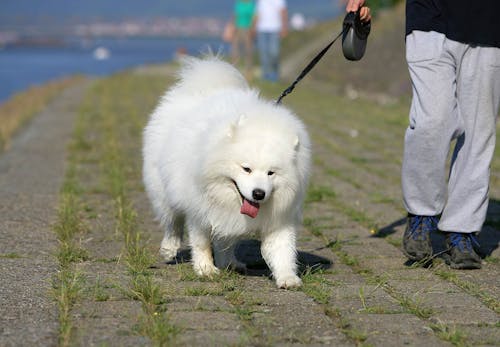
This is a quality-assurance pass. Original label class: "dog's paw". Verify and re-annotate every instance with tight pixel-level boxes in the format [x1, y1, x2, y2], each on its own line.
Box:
[159, 246, 178, 262]
[276, 275, 302, 289]
[194, 262, 220, 278]
[160, 237, 181, 262]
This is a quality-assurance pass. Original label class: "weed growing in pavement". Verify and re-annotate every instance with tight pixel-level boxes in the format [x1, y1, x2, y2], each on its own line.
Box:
[483, 255, 499, 264]
[52, 270, 85, 347]
[105, 76, 180, 343]
[52, 133, 89, 346]
[135, 312, 181, 347]
[430, 322, 468, 347]
[72, 76, 180, 346]
[433, 267, 500, 314]
[306, 185, 337, 203]
[91, 276, 111, 302]
[358, 286, 401, 314]
[300, 266, 335, 304]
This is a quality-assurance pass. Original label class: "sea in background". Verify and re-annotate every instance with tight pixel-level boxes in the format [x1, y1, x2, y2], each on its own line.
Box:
[0, 36, 226, 102]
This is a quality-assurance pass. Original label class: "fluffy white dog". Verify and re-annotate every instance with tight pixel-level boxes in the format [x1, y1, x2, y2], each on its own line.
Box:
[142, 56, 311, 288]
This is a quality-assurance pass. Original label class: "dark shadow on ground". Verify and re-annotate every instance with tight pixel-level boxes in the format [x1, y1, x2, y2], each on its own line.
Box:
[236, 239, 332, 276]
[372, 217, 406, 238]
[372, 199, 500, 260]
[153, 239, 332, 276]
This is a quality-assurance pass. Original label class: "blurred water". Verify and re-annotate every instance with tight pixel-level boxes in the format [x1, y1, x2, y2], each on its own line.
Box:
[0, 37, 226, 102]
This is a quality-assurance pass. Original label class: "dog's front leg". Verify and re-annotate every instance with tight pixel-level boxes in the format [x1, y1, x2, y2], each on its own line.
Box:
[261, 226, 302, 289]
[188, 220, 219, 277]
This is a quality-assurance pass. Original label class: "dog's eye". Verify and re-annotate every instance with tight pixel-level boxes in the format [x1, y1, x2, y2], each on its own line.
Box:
[267, 171, 275, 176]
[242, 166, 252, 173]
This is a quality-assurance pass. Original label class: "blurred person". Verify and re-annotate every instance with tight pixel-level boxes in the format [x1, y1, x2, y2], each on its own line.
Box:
[231, 0, 256, 78]
[347, 0, 500, 269]
[253, 0, 288, 82]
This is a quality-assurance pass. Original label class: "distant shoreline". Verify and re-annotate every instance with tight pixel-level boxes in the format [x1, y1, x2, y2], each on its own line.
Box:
[0, 36, 226, 102]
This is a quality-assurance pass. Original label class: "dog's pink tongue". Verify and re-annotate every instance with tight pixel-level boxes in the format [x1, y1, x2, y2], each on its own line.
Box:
[240, 198, 260, 218]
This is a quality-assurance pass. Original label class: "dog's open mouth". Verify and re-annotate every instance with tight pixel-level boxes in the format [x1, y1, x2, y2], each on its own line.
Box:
[232, 180, 260, 218]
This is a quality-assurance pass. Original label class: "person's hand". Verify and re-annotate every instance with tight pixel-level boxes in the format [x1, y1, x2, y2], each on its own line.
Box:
[344, 0, 371, 22]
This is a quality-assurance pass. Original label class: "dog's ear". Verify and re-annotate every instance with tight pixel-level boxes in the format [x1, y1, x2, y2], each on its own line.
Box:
[227, 114, 247, 139]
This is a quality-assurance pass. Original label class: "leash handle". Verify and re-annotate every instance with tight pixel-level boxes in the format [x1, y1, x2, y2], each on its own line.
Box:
[276, 27, 346, 104]
[276, 9, 371, 104]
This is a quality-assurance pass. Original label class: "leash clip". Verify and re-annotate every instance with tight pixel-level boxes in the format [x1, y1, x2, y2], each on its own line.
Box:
[342, 10, 371, 61]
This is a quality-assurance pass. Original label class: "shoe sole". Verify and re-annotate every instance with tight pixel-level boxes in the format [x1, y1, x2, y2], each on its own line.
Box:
[443, 254, 482, 269]
[448, 261, 482, 270]
[402, 244, 432, 262]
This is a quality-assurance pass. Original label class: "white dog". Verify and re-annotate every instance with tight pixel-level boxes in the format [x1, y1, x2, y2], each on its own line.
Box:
[142, 56, 311, 288]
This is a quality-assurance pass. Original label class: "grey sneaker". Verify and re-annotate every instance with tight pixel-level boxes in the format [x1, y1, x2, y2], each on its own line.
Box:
[444, 232, 482, 269]
[402, 214, 439, 261]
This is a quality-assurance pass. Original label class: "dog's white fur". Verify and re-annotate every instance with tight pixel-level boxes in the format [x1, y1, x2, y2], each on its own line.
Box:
[142, 56, 311, 288]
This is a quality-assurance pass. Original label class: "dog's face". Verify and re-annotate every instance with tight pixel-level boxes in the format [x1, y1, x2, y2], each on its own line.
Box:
[232, 161, 276, 218]
[203, 114, 304, 219]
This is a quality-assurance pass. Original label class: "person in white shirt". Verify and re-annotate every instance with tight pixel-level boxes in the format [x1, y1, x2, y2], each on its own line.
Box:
[253, 0, 288, 81]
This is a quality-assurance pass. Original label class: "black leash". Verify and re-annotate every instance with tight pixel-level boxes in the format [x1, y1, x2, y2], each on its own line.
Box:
[276, 28, 346, 104]
[276, 10, 371, 105]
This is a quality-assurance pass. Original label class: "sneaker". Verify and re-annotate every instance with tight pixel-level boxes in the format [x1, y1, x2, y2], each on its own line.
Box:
[402, 214, 438, 261]
[444, 232, 482, 269]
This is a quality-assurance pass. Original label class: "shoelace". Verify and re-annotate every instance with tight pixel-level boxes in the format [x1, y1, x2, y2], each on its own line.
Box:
[409, 216, 438, 240]
[449, 232, 480, 252]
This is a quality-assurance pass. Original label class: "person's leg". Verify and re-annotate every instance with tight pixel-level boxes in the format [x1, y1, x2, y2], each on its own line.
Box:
[401, 31, 461, 261]
[257, 31, 271, 80]
[402, 31, 462, 216]
[231, 29, 242, 65]
[267, 31, 281, 81]
[439, 43, 500, 269]
[440, 44, 500, 232]
[242, 29, 253, 75]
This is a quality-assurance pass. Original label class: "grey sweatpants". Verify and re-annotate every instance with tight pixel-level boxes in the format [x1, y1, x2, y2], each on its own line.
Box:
[402, 31, 500, 233]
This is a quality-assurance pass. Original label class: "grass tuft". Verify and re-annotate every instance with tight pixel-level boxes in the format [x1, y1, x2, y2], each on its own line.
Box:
[52, 270, 85, 347]
[0, 76, 83, 151]
[430, 322, 468, 347]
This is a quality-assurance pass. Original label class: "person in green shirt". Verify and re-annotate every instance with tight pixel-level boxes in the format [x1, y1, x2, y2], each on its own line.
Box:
[231, 0, 256, 78]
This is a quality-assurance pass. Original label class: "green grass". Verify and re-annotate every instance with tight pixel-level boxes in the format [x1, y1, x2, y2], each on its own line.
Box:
[358, 286, 401, 314]
[81, 76, 179, 345]
[434, 268, 500, 314]
[0, 76, 83, 151]
[300, 267, 335, 304]
[430, 322, 469, 347]
[52, 269, 85, 347]
[51, 123, 89, 346]
[306, 185, 337, 203]
[91, 277, 111, 302]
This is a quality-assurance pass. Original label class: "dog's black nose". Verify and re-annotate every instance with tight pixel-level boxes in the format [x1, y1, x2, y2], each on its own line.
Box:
[252, 188, 266, 201]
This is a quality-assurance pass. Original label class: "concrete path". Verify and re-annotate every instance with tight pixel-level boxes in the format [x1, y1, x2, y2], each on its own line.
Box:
[0, 81, 92, 347]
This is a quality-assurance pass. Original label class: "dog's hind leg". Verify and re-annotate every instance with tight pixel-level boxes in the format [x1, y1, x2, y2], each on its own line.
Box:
[159, 210, 184, 262]
[213, 239, 247, 273]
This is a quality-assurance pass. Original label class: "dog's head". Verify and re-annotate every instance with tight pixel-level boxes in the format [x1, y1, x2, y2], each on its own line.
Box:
[204, 111, 310, 219]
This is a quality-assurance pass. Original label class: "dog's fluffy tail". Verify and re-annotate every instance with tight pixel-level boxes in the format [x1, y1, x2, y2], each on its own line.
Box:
[174, 55, 249, 95]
